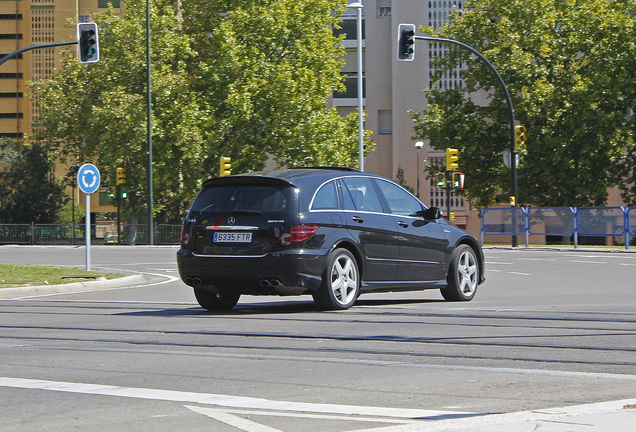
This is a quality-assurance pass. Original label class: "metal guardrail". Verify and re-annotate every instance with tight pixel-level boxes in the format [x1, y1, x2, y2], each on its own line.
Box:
[481, 207, 636, 249]
[0, 223, 181, 246]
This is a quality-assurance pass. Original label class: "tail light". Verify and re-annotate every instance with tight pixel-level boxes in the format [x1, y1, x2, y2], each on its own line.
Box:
[278, 224, 319, 246]
[181, 223, 194, 246]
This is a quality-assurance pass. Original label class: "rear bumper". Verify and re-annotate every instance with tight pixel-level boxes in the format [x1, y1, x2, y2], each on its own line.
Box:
[177, 247, 328, 295]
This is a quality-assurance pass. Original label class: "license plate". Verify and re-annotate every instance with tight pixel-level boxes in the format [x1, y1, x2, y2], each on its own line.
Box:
[213, 232, 253, 243]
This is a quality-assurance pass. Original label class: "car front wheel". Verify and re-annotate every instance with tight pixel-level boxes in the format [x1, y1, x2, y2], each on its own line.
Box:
[194, 288, 240, 311]
[441, 244, 479, 301]
[313, 248, 359, 310]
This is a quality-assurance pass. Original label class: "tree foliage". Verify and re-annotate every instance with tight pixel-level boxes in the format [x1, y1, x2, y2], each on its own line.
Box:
[411, 0, 635, 208]
[0, 139, 66, 223]
[31, 0, 370, 223]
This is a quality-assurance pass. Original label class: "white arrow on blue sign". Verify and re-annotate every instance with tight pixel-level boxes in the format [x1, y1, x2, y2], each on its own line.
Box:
[77, 163, 101, 194]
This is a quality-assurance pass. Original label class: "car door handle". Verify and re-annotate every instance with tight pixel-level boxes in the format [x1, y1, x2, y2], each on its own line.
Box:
[397, 221, 409, 228]
[352, 216, 364, 223]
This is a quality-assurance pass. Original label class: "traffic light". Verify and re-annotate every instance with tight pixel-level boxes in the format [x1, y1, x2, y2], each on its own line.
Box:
[116, 167, 126, 185]
[107, 187, 115, 198]
[121, 187, 128, 199]
[445, 148, 459, 171]
[452, 172, 461, 188]
[515, 125, 527, 154]
[219, 157, 232, 177]
[435, 172, 445, 187]
[77, 22, 99, 63]
[509, 195, 516, 207]
[397, 23, 415, 61]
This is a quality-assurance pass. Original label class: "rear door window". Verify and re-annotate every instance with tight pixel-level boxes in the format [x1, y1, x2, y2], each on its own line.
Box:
[341, 177, 384, 213]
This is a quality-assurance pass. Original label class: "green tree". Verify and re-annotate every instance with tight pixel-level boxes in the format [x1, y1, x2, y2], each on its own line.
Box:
[411, 0, 635, 208]
[31, 0, 370, 224]
[0, 139, 66, 223]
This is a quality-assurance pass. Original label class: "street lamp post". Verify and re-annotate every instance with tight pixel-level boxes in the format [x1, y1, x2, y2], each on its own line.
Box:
[146, 0, 154, 245]
[348, 2, 364, 171]
[415, 141, 424, 198]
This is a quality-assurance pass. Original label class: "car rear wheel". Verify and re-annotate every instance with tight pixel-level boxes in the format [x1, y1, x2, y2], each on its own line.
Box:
[194, 288, 240, 311]
[441, 244, 478, 301]
[313, 248, 359, 310]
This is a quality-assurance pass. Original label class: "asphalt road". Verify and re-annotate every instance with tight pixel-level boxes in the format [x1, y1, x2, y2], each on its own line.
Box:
[1, 245, 635, 431]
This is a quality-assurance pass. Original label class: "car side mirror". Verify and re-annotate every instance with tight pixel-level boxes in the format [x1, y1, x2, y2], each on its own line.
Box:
[423, 207, 442, 221]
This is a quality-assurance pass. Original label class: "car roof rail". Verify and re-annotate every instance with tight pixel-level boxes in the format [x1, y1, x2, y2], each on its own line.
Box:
[289, 166, 359, 172]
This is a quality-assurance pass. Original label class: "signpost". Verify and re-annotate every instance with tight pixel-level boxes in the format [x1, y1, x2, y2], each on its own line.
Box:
[77, 164, 100, 271]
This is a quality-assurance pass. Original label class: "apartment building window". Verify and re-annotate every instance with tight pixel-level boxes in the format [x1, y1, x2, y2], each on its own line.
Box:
[0, 14, 23, 20]
[0, 93, 23, 98]
[0, 133, 24, 139]
[378, 110, 392, 134]
[0, 73, 23, 79]
[378, 0, 391, 18]
[0, 113, 24, 119]
[428, 1, 464, 90]
[333, 74, 365, 99]
[333, 19, 365, 40]
[0, 34, 23, 40]
[99, 0, 121, 7]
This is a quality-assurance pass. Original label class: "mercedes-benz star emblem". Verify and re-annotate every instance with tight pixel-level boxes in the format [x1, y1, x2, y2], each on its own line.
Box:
[227, 217, 236, 225]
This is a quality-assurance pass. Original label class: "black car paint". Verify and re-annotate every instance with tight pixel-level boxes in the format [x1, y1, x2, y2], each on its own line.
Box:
[177, 168, 484, 299]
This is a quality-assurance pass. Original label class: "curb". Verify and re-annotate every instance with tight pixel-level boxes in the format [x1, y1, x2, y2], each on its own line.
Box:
[0, 273, 147, 299]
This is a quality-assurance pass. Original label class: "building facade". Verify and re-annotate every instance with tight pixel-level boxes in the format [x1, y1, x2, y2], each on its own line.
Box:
[0, 0, 124, 212]
[334, 0, 475, 231]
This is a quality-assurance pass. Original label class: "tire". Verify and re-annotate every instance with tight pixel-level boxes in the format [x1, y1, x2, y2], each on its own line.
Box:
[441, 244, 479, 301]
[312, 248, 360, 310]
[194, 288, 240, 311]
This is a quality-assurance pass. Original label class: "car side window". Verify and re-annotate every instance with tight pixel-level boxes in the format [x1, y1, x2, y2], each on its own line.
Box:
[311, 180, 339, 210]
[341, 177, 384, 213]
[375, 179, 423, 217]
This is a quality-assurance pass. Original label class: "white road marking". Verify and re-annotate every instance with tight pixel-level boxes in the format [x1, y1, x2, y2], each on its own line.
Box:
[568, 260, 606, 264]
[355, 398, 636, 432]
[186, 406, 283, 432]
[185, 405, 420, 432]
[0, 377, 474, 420]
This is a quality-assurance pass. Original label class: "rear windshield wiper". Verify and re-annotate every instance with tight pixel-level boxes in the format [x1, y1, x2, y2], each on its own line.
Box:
[231, 209, 263, 215]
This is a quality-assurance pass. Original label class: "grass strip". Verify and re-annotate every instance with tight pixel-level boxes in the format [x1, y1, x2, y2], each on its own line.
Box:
[0, 263, 121, 289]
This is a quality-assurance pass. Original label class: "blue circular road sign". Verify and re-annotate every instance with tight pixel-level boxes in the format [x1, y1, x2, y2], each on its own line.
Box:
[77, 163, 101, 194]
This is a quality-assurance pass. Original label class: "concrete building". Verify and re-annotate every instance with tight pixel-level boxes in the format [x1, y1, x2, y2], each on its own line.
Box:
[334, 0, 475, 231]
[0, 0, 124, 212]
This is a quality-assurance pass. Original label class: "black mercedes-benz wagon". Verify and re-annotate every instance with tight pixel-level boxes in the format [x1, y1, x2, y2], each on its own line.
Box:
[177, 168, 485, 311]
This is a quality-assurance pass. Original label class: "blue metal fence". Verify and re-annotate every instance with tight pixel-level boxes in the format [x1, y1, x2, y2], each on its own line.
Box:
[481, 207, 635, 249]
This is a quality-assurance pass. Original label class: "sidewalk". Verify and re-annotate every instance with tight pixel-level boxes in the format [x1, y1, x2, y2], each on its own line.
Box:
[357, 399, 636, 432]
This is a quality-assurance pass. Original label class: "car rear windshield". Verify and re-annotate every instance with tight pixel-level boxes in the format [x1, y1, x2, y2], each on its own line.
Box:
[190, 184, 296, 215]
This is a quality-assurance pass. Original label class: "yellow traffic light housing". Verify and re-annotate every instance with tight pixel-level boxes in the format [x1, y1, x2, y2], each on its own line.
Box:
[509, 195, 516, 207]
[219, 157, 232, 177]
[435, 172, 445, 187]
[445, 148, 459, 171]
[515, 125, 527, 154]
[116, 167, 126, 185]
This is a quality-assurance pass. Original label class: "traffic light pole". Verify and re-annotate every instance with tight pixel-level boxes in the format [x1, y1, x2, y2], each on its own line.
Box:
[0, 41, 77, 67]
[117, 185, 121, 245]
[415, 35, 519, 246]
[446, 172, 451, 222]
